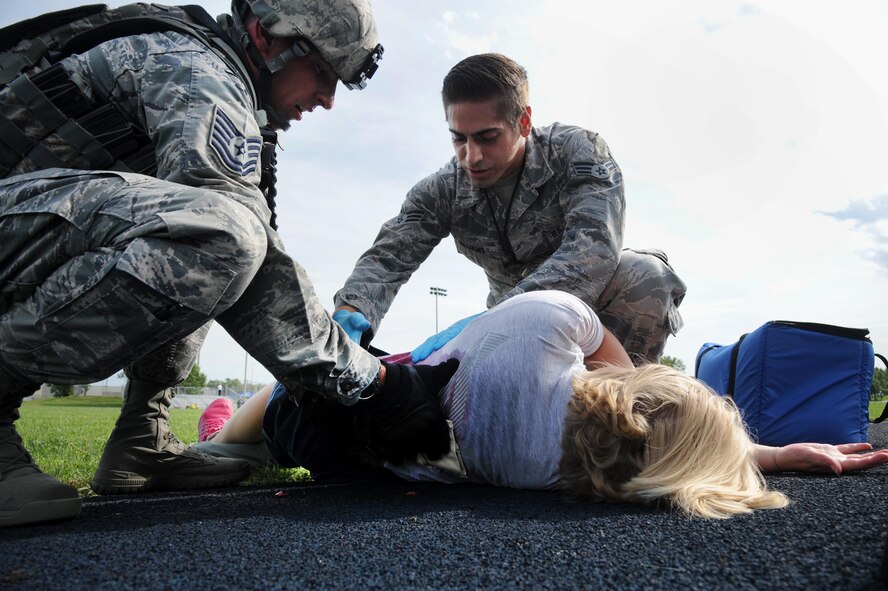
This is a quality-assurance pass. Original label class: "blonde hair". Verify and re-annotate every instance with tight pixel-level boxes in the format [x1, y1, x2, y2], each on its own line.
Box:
[559, 364, 788, 519]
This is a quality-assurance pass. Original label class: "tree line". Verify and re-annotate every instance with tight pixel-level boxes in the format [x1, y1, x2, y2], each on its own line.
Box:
[48, 364, 266, 397]
[45, 360, 888, 400]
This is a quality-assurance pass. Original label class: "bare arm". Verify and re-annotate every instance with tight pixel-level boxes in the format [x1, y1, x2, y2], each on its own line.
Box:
[584, 327, 633, 369]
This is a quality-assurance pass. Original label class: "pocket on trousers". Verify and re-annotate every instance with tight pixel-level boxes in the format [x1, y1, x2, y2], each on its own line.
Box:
[115, 237, 238, 316]
[36, 279, 168, 378]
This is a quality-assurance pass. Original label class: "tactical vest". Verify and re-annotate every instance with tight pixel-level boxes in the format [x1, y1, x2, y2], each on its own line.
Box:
[0, 3, 279, 227]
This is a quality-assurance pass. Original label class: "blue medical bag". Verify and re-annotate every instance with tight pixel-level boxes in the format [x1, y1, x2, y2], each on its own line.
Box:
[694, 321, 881, 446]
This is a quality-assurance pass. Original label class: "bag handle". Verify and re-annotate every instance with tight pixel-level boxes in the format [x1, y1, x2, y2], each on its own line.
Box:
[871, 353, 888, 424]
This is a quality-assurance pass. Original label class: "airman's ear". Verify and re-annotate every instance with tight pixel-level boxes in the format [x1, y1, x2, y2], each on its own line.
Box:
[519, 105, 533, 137]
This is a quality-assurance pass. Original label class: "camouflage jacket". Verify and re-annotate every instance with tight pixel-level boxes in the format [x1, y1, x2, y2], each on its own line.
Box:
[0, 9, 270, 224]
[0, 13, 381, 402]
[335, 122, 625, 334]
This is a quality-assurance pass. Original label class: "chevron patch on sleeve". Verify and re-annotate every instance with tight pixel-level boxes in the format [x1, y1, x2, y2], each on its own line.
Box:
[572, 160, 617, 180]
[395, 212, 426, 225]
[209, 107, 262, 176]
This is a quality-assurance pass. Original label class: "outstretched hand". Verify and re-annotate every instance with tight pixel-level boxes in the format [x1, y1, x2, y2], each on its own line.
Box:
[411, 313, 482, 363]
[773, 443, 888, 474]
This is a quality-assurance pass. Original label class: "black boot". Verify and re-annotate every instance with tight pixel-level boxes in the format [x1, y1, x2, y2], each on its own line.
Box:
[0, 367, 80, 527]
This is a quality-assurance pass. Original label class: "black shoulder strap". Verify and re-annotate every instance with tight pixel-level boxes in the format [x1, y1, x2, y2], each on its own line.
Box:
[0, 4, 107, 53]
[61, 14, 214, 58]
[871, 353, 888, 424]
[726, 333, 748, 399]
[180, 5, 226, 39]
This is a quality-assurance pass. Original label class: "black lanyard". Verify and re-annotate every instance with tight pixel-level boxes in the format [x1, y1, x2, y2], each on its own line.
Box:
[482, 162, 525, 265]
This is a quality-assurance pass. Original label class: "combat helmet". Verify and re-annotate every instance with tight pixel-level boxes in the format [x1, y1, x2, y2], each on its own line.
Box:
[235, 0, 383, 90]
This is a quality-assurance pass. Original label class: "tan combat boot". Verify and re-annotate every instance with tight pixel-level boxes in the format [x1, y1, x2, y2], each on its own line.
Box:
[91, 378, 252, 494]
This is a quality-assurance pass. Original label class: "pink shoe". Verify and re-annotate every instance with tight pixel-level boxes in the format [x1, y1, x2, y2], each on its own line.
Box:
[198, 398, 234, 442]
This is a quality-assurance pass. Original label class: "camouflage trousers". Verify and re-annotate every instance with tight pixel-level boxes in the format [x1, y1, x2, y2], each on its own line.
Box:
[594, 248, 686, 365]
[0, 169, 378, 403]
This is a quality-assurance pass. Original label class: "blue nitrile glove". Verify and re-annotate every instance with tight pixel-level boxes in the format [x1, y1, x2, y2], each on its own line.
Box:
[333, 309, 372, 344]
[411, 313, 483, 363]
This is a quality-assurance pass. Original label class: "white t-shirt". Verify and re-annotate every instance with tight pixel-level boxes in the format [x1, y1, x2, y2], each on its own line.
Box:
[387, 290, 604, 489]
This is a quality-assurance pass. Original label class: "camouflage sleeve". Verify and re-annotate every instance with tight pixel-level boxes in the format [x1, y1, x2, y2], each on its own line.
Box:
[70, 31, 270, 221]
[498, 130, 624, 307]
[219, 230, 380, 404]
[334, 167, 455, 333]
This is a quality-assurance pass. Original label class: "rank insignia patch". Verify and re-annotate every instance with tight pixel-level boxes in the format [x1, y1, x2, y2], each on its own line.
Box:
[572, 160, 617, 180]
[209, 107, 262, 176]
[396, 212, 425, 225]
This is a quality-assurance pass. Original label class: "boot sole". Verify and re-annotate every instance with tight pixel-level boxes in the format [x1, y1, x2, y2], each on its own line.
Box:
[190, 441, 272, 469]
[0, 497, 82, 528]
[90, 465, 252, 495]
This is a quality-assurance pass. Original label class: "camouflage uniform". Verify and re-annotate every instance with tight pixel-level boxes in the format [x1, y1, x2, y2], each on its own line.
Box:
[335, 123, 686, 363]
[0, 25, 378, 403]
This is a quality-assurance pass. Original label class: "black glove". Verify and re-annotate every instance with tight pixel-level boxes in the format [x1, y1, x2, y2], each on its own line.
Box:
[354, 358, 459, 465]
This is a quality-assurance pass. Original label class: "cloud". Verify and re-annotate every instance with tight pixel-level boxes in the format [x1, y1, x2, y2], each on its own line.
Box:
[430, 8, 499, 58]
[820, 194, 888, 271]
[700, 2, 761, 32]
[822, 194, 888, 222]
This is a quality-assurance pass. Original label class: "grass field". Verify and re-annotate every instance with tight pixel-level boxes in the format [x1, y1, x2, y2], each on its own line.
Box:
[16, 396, 309, 495]
[872, 399, 886, 421]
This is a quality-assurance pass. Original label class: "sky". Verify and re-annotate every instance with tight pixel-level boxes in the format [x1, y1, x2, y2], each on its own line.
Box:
[4, 1, 886, 388]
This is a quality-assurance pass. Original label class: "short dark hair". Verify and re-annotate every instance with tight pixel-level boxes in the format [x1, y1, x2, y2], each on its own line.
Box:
[441, 53, 529, 125]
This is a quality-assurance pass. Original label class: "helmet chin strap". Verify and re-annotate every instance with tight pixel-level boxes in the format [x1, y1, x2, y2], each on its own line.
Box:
[256, 38, 313, 131]
[257, 74, 291, 131]
[230, 1, 294, 130]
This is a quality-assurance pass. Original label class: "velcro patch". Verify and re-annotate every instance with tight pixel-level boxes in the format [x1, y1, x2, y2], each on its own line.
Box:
[209, 107, 262, 176]
[572, 160, 617, 180]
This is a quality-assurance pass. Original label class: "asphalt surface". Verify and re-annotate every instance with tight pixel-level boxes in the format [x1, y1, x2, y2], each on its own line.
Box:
[2, 424, 886, 591]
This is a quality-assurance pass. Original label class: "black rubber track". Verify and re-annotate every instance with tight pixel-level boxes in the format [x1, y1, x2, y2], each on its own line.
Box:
[2, 424, 885, 591]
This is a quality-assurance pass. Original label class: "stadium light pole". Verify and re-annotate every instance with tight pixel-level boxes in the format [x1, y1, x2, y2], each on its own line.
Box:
[243, 351, 248, 395]
[429, 286, 447, 332]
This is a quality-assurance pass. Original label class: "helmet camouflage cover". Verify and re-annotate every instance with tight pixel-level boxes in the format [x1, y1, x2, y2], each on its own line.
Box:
[245, 0, 383, 89]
